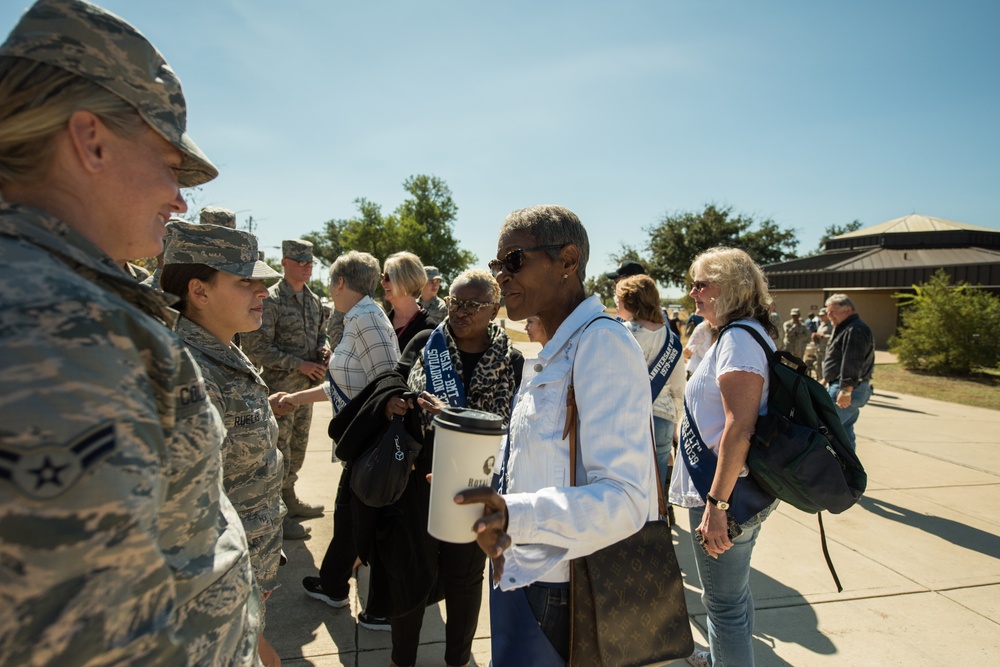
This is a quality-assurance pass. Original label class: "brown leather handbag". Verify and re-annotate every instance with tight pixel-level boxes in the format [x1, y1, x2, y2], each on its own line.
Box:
[565, 378, 694, 667]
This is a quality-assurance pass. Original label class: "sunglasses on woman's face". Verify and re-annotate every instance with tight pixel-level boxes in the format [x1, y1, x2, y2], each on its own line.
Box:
[445, 297, 498, 315]
[488, 244, 567, 277]
[380, 273, 392, 283]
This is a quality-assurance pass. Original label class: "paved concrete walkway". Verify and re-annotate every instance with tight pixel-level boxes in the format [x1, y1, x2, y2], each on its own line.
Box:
[267, 342, 1000, 666]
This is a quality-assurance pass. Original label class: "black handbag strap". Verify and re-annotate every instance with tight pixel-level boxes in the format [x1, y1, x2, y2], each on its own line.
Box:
[563, 316, 668, 518]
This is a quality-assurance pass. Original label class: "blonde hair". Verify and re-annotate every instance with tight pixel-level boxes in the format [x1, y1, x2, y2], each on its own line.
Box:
[0, 58, 146, 186]
[384, 251, 427, 298]
[615, 274, 665, 324]
[689, 247, 776, 335]
[450, 268, 501, 304]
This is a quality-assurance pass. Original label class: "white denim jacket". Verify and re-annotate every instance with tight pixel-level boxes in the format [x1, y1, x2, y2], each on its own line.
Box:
[497, 296, 659, 591]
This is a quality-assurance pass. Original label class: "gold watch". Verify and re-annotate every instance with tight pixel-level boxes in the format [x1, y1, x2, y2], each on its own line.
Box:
[706, 493, 730, 511]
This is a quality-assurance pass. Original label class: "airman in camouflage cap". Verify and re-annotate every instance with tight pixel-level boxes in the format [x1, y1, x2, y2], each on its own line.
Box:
[282, 239, 314, 262]
[166, 220, 281, 280]
[0, 0, 217, 187]
[200, 206, 238, 229]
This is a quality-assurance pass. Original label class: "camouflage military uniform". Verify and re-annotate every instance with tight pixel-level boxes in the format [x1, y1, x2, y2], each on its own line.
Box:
[419, 294, 448, 323]
[326, 307, 346, 349]
[0, 205, 261, 667]
[783, 316, 811, 360]
[242, 278, 326, 503]
[177, 317, 285, 598]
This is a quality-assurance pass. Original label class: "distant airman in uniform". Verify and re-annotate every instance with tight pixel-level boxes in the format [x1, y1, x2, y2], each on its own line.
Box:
[783, 307, 810, 359]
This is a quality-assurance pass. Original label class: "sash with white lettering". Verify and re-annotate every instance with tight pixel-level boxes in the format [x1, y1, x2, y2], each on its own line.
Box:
[326, 369, 351, 414]
[680, 400, 774, 524]
[422, 322, 466, 408]
[648, 329, 683, 401]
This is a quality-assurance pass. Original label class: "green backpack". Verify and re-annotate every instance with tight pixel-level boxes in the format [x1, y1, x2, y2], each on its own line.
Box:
[724, 323, 868, 590]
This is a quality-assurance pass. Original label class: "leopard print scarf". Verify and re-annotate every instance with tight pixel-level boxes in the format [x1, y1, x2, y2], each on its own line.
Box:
[408, 322, 517, 425]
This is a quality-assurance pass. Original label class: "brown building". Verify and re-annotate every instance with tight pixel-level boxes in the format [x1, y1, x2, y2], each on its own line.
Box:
[763, 214, 1000, 347]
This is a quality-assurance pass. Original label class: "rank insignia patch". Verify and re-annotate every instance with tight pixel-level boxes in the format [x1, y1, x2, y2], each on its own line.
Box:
[0, 422, 116, 500]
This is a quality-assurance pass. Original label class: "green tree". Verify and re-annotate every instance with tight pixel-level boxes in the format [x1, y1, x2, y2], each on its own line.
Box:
[584, 246, 645, 305]
[303, 175, 475, 280]
[814, 219, 863, 254]
[645, 204, 798, 286]
[889, 270, 1000, 375]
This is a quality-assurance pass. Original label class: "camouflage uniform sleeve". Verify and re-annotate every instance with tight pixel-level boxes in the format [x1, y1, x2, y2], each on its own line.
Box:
[241, 297, 303, 372]
[325, 309, 346, 349]
[0, 311, 187, 665]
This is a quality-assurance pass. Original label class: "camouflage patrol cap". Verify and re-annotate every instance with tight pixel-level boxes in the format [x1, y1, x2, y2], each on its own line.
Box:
[200, 206, 237, 228]
[0, 0, 218, 187]
[165, 221, 281, 280]
[282, 239, 313, 262]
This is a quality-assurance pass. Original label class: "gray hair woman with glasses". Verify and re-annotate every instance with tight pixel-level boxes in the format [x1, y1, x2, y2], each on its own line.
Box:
[457, 205, 659, 665]
[382, 268, 524, 667]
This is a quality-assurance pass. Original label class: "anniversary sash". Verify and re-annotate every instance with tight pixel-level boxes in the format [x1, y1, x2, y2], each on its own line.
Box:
[326, 369, 351, 414]
[679, 400, 774, 524]
[422, 323, 467, 408]
[648, 329, 683, 401]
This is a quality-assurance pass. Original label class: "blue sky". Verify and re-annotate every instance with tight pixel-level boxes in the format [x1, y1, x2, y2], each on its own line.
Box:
[4, 0, 997, 293]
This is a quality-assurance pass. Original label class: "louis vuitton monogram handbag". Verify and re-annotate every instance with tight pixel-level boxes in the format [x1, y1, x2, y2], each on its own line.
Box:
[565, 379, 694, 667]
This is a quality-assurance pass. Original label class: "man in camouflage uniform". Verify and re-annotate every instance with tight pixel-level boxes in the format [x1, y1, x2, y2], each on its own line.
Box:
[243, 239, 330, 540]
[811, 307, 833, 379]
[783, 307, 810, 360]
[0, 2, 261, 665]
[419, 265, 448, 322]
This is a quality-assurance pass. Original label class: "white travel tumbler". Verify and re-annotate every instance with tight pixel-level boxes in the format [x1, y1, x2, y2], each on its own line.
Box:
[428, 407, 506, 543]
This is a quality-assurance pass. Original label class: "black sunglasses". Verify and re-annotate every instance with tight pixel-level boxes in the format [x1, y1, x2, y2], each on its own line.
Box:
[488, 244, 567, 276]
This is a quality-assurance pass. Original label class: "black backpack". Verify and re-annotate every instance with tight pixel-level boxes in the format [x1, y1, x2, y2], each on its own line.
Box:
[723, 323, 868, 590]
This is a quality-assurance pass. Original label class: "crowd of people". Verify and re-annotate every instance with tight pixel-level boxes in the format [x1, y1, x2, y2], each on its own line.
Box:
[0, 2, 876, 666]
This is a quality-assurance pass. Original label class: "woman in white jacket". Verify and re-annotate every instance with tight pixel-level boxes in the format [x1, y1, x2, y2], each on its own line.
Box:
[456, 205, 658, 665]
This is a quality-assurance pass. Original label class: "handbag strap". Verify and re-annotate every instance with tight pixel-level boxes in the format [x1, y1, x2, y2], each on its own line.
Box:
[562, 318, 669, 518]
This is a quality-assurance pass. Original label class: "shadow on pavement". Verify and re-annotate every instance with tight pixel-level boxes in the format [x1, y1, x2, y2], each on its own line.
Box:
[858, 496, 1000, 560]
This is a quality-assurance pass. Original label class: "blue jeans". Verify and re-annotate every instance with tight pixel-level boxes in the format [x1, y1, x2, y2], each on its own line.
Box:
[689, 502, 775, 667]
[827, 381, 872, 450]
[653, 416, 675, 488]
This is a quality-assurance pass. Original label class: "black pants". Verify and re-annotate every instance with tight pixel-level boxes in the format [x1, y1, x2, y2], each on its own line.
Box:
[319, 473, 356, 599]
[390, 540, 488, 666]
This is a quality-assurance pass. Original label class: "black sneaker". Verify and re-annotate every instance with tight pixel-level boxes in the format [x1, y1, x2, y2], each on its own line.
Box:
[302, 576, 349, 608]
[358, 611, 391, 631]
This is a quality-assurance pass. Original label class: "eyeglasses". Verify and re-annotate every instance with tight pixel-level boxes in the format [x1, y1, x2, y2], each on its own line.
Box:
[488, 244, 567, 276]
[445, 297, 498, 315]
[380, 272, 391, 283]
[287, 259, 314, 268]
[691, 280, 713, 292]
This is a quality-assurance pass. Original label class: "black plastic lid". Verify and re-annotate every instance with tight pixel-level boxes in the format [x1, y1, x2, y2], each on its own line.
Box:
[433, 407, 506, 436]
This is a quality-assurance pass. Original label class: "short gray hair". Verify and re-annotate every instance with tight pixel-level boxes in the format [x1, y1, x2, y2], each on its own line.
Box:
[450, 268, 500, 304]
[498, 205, 589, 282]
[825, 293, 855, 310]
[329, 251, 380, 297]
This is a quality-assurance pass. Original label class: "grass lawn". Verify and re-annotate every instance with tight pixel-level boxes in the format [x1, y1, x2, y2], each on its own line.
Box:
[873, 363, 1000, 411]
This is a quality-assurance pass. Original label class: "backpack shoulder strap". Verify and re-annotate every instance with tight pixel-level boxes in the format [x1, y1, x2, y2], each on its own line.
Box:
[720, 321, 774, 362]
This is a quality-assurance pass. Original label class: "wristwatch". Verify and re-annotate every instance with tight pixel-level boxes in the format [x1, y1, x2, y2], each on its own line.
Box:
[706, 493, 730, 511]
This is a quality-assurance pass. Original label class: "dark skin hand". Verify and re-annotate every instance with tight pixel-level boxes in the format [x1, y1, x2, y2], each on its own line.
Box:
[454, 486, 511, 583]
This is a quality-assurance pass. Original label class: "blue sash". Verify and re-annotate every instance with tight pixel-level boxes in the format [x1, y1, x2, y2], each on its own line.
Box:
[680, 400, 774, 524]
[422, 322, 466, 407]
[648, 329, 683, 401]
[326, 369, 350, 414]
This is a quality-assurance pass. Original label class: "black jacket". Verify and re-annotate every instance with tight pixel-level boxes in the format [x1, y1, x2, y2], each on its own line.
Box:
[329, 371, 435, 618]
